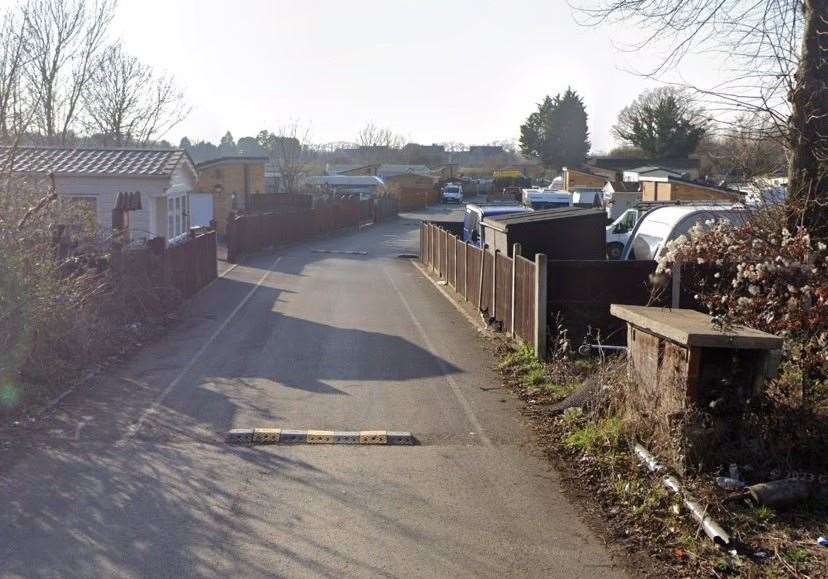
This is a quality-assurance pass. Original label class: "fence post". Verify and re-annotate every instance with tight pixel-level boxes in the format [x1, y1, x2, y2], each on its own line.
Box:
[510, 243, 521, 337]
[534, 253, 548, 360]
[463, 242, 469, 300]
[492, 249, 499, 322]
[671, 260, 682, 309]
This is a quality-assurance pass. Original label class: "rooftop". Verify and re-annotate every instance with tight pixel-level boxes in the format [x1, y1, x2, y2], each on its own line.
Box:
[197, 155, 269, 168]
[0, 146, 191, 177]
[484, 207, 606, 227]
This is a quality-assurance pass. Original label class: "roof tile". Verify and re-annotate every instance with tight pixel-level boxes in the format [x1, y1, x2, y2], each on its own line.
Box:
[0, 147, 187, 177]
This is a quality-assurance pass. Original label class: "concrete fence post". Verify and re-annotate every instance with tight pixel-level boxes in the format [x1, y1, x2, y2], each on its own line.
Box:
[534, 253, 548, 360]
[463, 242, 469, 301]
[492, 249, 499, 323]
[510, 243, 521, 337]
[671, 260, 682, 309]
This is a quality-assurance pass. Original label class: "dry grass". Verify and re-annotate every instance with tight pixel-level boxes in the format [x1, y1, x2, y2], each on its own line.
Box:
[494, 338, 828, 578]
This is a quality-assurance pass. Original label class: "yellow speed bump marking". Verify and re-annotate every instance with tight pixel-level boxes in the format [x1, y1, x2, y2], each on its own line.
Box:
[359, 431, 388, 444]
[306, 430, 336, 444]
[252, 428, 281, 444]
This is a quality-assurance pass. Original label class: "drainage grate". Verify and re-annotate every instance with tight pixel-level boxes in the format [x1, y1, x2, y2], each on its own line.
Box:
[226, 428, 416, 446]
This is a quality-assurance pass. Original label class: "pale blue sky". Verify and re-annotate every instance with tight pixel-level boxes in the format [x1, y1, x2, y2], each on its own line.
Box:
[111, 1, 724, 151]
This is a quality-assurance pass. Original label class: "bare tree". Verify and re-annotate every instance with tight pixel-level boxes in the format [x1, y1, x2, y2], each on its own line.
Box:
[699, 114, 788, 181]
[23, 0, 115, 145]
[356, 122, 405, 149]
[0, 8, 31, 142]
[576, 0, 828, 236]
[82, 43, 188, 146]
[257, 122, 311, 194]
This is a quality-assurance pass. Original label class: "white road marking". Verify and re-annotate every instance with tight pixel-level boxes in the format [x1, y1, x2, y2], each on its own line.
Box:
[382, 265, 493, 448]
[119, 256, 282, 443]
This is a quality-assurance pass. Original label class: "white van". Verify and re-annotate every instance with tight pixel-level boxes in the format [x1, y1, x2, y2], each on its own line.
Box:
[442, 183, 463, 204]
[623, 205, 750, 261]
[521, 188, 571, 209]
[605, 207, 640, 259]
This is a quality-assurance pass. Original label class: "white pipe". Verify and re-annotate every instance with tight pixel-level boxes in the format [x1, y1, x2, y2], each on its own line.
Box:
[633, 443, 731, 547]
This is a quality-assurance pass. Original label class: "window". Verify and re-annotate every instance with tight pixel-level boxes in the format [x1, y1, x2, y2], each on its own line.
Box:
[167, 194, 189, 239]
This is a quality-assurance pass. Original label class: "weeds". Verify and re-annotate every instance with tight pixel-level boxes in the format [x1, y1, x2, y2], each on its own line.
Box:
[564, 417, 623, 454]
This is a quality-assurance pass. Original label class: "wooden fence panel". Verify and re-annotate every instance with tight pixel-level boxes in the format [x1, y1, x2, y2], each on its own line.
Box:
[456, 241, 466, 298]
[467, 245, 483, 308]
[447, 234, 456, 288]
[480, 250, 494, 314]
[495, 252, 513, 332]
[546, 260, 657, 345]
[513, 255, 536, 343]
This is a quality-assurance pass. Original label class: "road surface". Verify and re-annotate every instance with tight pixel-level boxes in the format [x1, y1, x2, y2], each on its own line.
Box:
[0, 204, 624, 578]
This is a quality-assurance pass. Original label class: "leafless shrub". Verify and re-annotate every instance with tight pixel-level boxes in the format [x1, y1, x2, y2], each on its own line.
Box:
[0, 173, 180, 409]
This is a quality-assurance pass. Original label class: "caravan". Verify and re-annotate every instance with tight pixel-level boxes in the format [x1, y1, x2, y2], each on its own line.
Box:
[521, 188, 571, 209]
[623, 205, 750, 261]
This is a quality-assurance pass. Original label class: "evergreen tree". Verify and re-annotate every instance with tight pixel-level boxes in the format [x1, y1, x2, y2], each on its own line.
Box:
[519, 88, 590, 169]
[218, 131, 236, 155]
[613, 88, 707, 158]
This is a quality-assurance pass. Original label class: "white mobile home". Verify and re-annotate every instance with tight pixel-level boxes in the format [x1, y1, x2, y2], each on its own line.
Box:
[0, 147, 197, 245]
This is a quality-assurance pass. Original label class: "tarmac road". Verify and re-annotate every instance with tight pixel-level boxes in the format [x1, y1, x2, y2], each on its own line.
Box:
[0, 203, 624, 578]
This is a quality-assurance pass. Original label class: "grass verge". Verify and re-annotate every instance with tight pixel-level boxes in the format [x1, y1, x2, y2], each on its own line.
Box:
[494, 338, 828, 578]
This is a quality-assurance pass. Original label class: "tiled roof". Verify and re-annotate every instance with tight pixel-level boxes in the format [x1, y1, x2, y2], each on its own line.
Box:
[0, 147, 188, 177]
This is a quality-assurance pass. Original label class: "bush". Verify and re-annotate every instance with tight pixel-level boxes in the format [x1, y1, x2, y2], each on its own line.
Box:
[656, 207, 827, 401]
[0, 176, 179, 413]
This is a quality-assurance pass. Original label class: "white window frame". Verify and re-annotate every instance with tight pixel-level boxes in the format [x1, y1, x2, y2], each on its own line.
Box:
[166, 193, 190, 241]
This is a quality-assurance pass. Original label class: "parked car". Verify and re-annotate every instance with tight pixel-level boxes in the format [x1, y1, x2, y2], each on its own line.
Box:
[623, 204, 750, 261]
[463, 203, 531, 248]
[605, 207, 640, 259]
[441, 183, 463, 204]
[521, 188, 572, 209]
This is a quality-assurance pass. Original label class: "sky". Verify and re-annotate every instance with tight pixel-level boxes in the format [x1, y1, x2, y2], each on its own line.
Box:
[106, 0, 728, 153]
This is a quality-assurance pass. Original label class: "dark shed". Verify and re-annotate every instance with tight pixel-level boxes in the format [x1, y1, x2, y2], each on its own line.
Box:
[482, 207, 606, 259]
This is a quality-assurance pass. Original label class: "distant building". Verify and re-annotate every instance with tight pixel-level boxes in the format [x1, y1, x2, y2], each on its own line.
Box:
[302, 175, 386, 197]
[402, 143, 446, 164]
[196, 155, 267, 234]
[562, 166, 611, 190]
[462, 145, 507, 164]
[623, 166, 687, 182]
[638, 175, 740, 202]
[586, 156, 700, 180]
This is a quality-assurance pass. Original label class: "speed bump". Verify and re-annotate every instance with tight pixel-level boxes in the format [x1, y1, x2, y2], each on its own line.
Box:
[359, 431, 387, 444]
[252, 428, 281, 444]
[307, 430, 336, 444]
[226, 429, 254, 445]
[226, 429, 415, 446]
